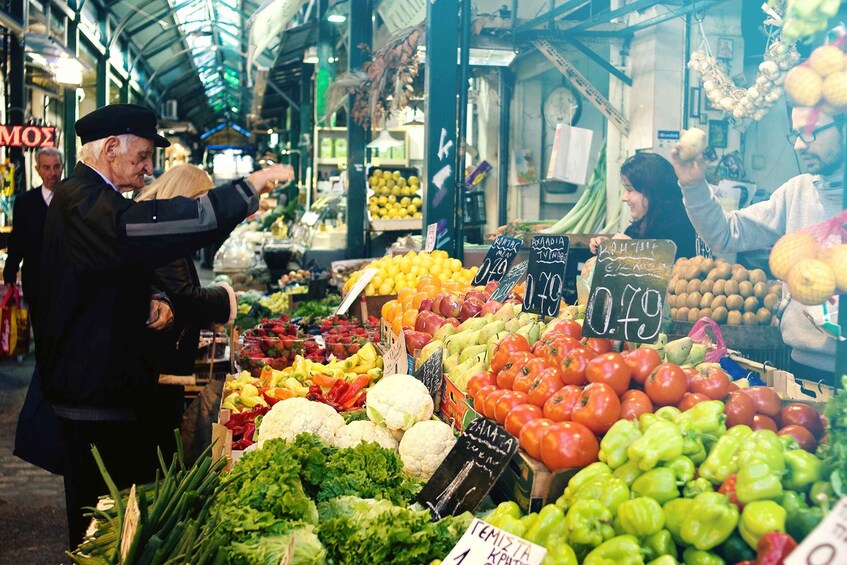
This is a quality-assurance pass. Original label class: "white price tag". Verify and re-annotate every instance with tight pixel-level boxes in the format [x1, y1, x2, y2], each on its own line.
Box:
[442, 518, 546, 565]
[335, 268, 378, 316]
[425, 223, 438, 252]
[785, 497, 847, 565]
[302, 211, 320, 226]
[382, 330, 408, 375]
[120, 485, 141, 562]
[314, 335, 326, 349]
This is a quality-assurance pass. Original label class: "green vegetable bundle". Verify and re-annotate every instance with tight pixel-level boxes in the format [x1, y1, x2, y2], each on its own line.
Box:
[542, 142, 607, 235]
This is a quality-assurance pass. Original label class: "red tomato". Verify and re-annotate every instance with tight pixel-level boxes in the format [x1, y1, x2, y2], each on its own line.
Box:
[751, 414, 778, 432]
[623, 348, 663, 385]
[504, 404, 543, 437]
[560, 348, 596, 386]
[483, 389, 508, 420]
[540, 421, 600, 471]
[546, 335, 583, 368]
[571, 383, 622, 435]
[528, 368, 565, 407]
[494, 391, 531, 424]
[620, 390, 653, 420]
[466, 371, 496, 398]
[689, 368, 731, 400]
[681, 367, 701, 389]
[533, 333, 576, 358]
[741, 386, 782, 417]
[780, 403, 825, 439]
[678, 392, 710, 411]
[644, 363, 687, 407]
[727, 381, 740, 392]
[585, 352, 632, 396]
[519, 418, 554, 460]
[778, 425, 818, 452]
[549, 319, 583, 340]
[543, 385, 583, 422]
[490, 334, 531, 373]
[473, 385, 498, 414]
[583, 337, 613, 355]
[724, 390, 756, 428]
[718, 475, 743, 509]
[496, 352, 533, 389]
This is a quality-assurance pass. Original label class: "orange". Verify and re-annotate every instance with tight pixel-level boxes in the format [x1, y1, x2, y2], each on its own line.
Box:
[391, 315, 403, 336]
[397, 287, 415, 303]
[769, 231, 819, 279]
[381, 299, 401, 321]
[417, 274, 441, 292]
[418, 284, 439, 298]
[402, 308, 419, 328]
[411, 292, 429, 310]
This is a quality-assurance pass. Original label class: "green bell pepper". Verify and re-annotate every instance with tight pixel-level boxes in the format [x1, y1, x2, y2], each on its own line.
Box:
[683, 478, 714, 498]
[784, 449, 823, 492]
[565, 499, 616, 547]
[810, 480, 835, 511]
[739, 500, 786, 549]
[600, 419, 642, 470]
[779, 433, 800, 451]
[583, 534, 645, 565]
[726, 424, 753, 441]
[632, 468, 681, 504]
[616, 497, 665, 537]
[486, 501, 523, 525]
[682, 436, 708, 465]
[560, 462, 612, 506]
[491, 515, 527, 537]
[569, 476, 631, 517]
[647, 557, 679, 565]
[678, 401, 726, 435]
[780, 490, 808, 514]
[698, 435, 741, 485]
[614, 460, 643, 487]
[644, 529, 675, 561]
[736, 430, 785, 473]
[628, 421, 684, 471]
[782, 490, 823, 541]
[717, 531, 756, 564]
[666, 455, 695, 484]
[525, 504, 566, 547]
[640, 412, 662, 431]
[663, 498, 694, 545]
[735, 461, 784, 504]
[656, 406, 682, 422]
[682, 547, 725, 565]
[521, 512, 540, 532]
[680, 492, 739, 550]
[540, 534, 579, 565]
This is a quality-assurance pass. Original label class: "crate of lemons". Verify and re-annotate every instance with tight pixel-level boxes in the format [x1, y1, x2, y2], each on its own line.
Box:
[367, 169, 423, 220]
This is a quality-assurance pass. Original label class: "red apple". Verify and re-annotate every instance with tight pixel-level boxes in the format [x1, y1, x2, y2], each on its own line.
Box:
[444, 317, 461, 328]
[460, 297, 485, 321]
[465, 290, 487, 303]
[432, 293, 450, 315]
[414, 311, 433, 333]
[423, 313, 447, 336]
[485, 281, 499, 294]
[481, 300, 501, 315]
[404, 331, 432, 355]
[418, 298, 434, 312]
[439, 295, 464, 318]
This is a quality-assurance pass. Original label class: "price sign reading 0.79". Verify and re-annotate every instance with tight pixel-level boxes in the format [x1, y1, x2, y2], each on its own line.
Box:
[523, 236, 570, 318]
[583, 239, 676, 343]
[471, 236, 522, 287]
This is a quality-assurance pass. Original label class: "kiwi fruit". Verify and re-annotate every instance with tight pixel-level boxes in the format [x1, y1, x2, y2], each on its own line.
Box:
[712, 306, 728, 324]
[753, 282, 768, 300]
[685, 265, 701, 280]
[700, 292, 715, 309]
[749, 269, 767, 285]
[763, 293, 779, 310]
[739, 281, 754, 298]
[677, 293, 689, 308]
[712, 295, 727, 309]
[700, 257, 715, 275]
[688, 292, 703, 309]
[687, 279, 702, 293]
[700, 307, 713, 320]
[744, 296, 760, 313]
[756, 307, 772, 326]
[732, 266, 749, 282]
[714, 264, 733, 279]
[726, 294, 744, 311]
[713, 280, 727, 296]
[727, 310, 743, 326]
[674, 279, 688, 295]
[671, 307, 678, 319]
[742, 312, 758, 326]
[676, 307, 690, 321]
[700, 279, 714, 294]
[725, 280, 740, 296]
[687, 308, 701, 323]
[668, 294, 677, 308]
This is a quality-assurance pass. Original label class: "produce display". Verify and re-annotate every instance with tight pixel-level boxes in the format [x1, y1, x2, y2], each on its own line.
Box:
[292, 296, 342, 320]
[367, 168, 423, 219]
[668, 255, 782, 325]
[769, 229, 847, 305]
[343, 250, 478, 297]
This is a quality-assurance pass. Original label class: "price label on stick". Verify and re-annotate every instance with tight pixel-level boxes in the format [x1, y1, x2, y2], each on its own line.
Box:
[523, 236, 570, 317]
[414, 348, 444, 400]
[472, 236, 522, 287]
[383, 331, 408, 375]
[335, 268, 377, 316]
[418, 418, 518, 520]
[443, 518, 547, 565]
[583, 239, 676, 343]
[488, 260, 528, 304]
[425, 222, 438, 252]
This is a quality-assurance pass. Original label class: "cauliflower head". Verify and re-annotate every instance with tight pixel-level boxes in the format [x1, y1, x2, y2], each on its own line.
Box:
[398, 420, 456, 480]
[258, 397, 345, 446]
[334, 421, 398, 450]
[366, 374, 434, 431]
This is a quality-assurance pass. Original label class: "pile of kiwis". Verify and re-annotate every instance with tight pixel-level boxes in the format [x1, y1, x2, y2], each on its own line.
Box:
[668, 256, 782, 326]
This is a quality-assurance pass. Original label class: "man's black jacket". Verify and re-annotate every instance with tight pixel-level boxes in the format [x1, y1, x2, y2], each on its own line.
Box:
[36, 162, 258, 418]
[3, 187, 49, 306]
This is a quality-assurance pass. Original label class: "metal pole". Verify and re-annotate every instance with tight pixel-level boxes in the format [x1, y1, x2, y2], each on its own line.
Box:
[498, 68, 512, 227]
[8, 0, 25, 193]
[454, 0, 471, 261]
[837, 122, 847, 388]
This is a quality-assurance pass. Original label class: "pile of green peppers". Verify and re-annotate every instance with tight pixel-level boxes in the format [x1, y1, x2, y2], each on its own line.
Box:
[482, 400, 830, 565]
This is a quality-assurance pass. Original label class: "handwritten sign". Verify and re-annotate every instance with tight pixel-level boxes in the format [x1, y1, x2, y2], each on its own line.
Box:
[335, 268, 377, 316]
[415, 348, 444, 400]
[120, 485, 140, 562]
[383, 330, 408, 375]
[785, 496, 847, 565]
[426, 223, 438, 252]
[523, 236, 569, 317]
[583, 239, 676, 343]
[442, 518, 547, 565]
[489, 260, 528, 304]
[419, 418, 518, 520]
[472, 236, 522, 287]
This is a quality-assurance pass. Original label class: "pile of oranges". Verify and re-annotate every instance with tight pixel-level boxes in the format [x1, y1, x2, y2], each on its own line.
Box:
[380, 275, 473, 335]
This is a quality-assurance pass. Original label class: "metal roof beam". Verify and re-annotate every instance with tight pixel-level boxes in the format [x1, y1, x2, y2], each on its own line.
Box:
[559, 35, 631, 86]
[568, 0, 662, 32]
[515, 0, 590, 33]
[123, 0, 197, 38]
[576, 0, 728, 37]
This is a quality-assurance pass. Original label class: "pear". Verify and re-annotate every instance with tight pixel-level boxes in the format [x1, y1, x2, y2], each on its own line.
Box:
[695, 362, 722, 376]
[433, 323, 456, 341]
[684, 343, 707, 366]
[483, 313, 496, 322]
[494, 303, 518, 322]
[478, 320, 506, 344]
[459, 344, 488, 364]
[443, 353, 461, 375]
[418, 340, 444, 367]
[516, 322, 541, 345]
[654, 333, 668, 348]
[457, 361, 487, 391]
[517, 312, 539, 326]
[504, 318, 523, 334]
[663, 337, 693, 365]
[449, 357, 478, 385]
[457, 317, 488, 332]
[445, 329, 481, 356]
[486, 331, 509, 360]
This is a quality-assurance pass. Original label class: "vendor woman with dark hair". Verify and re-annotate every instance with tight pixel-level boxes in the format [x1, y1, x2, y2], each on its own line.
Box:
[590, 152, 698, 258]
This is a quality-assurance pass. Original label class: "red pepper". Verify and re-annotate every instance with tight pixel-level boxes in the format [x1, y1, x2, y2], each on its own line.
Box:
[325, 380, 350, 403]
[718, 474, 743, 509]
[352, 391, 367, 408]
[338, 375, 370, 407]
[756, 532, 798, 565]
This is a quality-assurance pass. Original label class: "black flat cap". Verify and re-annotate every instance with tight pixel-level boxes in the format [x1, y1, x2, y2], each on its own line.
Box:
[75, 104, 170, 147]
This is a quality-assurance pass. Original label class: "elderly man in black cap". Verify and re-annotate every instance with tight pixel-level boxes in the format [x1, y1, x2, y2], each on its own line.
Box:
[36, 104, 293, 548]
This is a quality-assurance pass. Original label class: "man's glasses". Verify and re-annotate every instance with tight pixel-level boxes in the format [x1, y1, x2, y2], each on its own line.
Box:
[786, 119, 846, 145]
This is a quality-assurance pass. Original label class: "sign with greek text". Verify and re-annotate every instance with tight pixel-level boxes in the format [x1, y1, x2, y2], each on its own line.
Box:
[0, 125, 56, 148]
[489, 260, 528, 304]
[583, 239, 676, 343]
[442, 518, 547, 565]
[414, 347, 443, 401]
[426, 222, 438, 252]
[382, 329, 408, 376]
[335, 268, 377, 316]
[523, 235, 570, 317]
[472, 236, 522, 287]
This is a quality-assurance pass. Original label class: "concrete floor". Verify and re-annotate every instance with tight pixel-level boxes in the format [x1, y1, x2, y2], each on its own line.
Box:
[0, 354, 68, 564]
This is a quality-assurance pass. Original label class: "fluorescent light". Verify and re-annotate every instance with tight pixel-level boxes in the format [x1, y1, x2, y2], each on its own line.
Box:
[327, 13, 346, 23]
[417, 46, 517, 67]
[54, 57, 84, 85]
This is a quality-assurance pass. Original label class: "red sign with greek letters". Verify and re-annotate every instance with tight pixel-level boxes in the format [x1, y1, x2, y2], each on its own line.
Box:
[0, 125, 57, 148]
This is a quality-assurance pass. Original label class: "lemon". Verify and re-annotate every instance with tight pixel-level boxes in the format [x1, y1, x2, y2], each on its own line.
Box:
[365, 283, 376, 296]
[414, 212, 423, 218]
[391, 186, 401, 196]
[400, 186, 411, 196]
[400, 209, 410, 218]
[388, 195, 397, 204]
[785, 66, 823, 106]
[449, 258, 462, 272]
[386, 179, 395, 189]
[372, 169, 382, 177]
[412, 196, 422, 207]
[400, 196, 411, 206]
[409, 175, 420, 185]
[378, 281, 393, 295]
[383, 171, 393, 179]
[392, 171, 401, 180]
[787, 259, 836, 305]
[397, 177, 407, 187]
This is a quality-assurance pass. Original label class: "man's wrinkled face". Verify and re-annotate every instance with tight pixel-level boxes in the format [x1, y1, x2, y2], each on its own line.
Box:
[791, 108, 845, 176]
[35, 154, 63, 190]
[108, 136, 154, 192]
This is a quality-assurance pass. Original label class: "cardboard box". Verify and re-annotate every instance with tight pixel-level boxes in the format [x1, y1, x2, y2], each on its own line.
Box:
[729, 355, 831, 409]
[439, 375, 479, 431]
[491, 448, 578, 514]
[349, 294, 396, 325]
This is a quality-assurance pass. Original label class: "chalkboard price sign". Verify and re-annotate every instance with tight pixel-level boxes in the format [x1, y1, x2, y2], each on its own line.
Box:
[523, 236, 570, 317]
[414, 348, 444, 401]
[418, 418, 519, 520]
[471, 236, 522, 287]
[488, 260, 528, 304]
[583, 239, 676, 343]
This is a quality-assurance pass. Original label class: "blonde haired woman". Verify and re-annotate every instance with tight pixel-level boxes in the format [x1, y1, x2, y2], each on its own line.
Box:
[138, 164, 235, 458]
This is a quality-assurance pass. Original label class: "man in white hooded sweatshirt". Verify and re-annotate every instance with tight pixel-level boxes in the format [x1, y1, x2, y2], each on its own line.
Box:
[672, 106, 844, 381]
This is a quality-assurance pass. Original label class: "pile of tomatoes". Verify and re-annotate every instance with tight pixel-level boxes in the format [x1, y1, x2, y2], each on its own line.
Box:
[465, 319, 781, 472]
